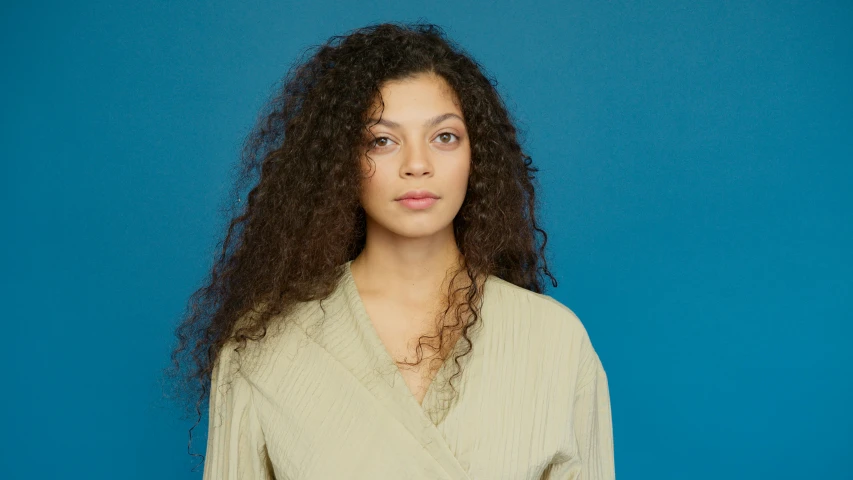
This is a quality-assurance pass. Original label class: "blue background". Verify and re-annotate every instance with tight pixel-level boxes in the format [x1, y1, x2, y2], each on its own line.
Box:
[2, 1, 850, 478]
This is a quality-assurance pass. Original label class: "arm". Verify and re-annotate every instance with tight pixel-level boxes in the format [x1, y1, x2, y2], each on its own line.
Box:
[546, 342, 615, 480]
[203, 342, 276, 480]
[573, 352, 615, 479]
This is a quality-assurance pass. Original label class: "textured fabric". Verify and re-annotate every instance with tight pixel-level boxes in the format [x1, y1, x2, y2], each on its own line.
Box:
[203, 260, 615, 480]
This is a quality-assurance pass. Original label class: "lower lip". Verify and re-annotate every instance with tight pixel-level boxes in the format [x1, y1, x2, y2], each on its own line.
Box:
[397, 197, 438, 209]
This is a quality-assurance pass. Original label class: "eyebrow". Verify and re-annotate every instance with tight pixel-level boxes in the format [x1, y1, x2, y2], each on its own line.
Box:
[367, 112, 464, 129]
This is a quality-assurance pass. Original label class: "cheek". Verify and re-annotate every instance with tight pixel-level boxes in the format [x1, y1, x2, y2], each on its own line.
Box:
[359, 157, 378, 188]
[452, 162, 471, 192]
[359, 164, 392, 207]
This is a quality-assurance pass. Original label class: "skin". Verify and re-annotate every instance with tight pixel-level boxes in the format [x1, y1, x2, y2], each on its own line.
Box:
[349, 72, 472, 400]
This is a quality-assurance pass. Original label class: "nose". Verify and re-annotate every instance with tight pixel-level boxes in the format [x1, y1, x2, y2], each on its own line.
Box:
[400, 139, 432, 177]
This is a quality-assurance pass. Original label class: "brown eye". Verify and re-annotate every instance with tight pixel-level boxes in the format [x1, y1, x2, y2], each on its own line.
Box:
[435, 132, 459, 144]
[367, 136, 395, 150]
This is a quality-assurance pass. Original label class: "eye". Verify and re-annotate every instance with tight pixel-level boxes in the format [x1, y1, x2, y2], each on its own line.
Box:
[367, 136, 396, 150]
[435, 132, 460, 145]
[366, 132, 461, 151]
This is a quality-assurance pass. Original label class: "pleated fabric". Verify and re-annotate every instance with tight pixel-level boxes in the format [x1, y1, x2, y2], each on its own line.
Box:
[202, 260, 615, 480]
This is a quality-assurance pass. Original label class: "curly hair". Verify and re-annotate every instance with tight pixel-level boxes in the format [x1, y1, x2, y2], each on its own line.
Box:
[165, 20, 557, 462]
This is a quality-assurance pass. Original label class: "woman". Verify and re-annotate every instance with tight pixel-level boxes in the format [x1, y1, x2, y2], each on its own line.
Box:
[169, 21, 614, 479]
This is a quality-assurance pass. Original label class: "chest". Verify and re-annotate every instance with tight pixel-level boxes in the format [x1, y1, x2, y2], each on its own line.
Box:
[360, 296, 456, 404]
[253, 305, 569, 480]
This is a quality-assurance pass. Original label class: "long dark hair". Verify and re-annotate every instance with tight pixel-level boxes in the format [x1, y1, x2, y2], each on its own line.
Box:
[165, 20, 556, 462]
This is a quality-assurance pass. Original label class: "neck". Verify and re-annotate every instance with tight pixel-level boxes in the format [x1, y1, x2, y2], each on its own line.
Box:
[351, 247, 465, 305]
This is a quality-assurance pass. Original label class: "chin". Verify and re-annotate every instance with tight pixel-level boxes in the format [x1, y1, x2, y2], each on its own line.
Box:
[381, 220, 452, 239]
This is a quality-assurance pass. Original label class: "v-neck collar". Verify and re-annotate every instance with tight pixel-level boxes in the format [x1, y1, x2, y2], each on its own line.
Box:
[342, 259, 464, 416]
[314, 259, 482, 479]
[280, 260, 477, 479]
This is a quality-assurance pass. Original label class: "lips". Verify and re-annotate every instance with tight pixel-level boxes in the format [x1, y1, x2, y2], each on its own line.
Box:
[397, 196, 438, 210]
[396, 189, 439, 201]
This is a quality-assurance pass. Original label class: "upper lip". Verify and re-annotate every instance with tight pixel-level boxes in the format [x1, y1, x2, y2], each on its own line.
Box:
[396, 189, 439, 200]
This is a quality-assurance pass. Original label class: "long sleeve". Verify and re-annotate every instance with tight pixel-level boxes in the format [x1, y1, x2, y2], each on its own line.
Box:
[545, 342, 615, 480]
[203, 342, 275, 480]
[573, 353, 615, 479]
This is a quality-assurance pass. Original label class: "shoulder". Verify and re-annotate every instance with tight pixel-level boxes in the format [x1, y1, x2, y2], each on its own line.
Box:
[484, 275, 591, 340]
[483, 275, 602, 382]
[216, 299, 321, 377]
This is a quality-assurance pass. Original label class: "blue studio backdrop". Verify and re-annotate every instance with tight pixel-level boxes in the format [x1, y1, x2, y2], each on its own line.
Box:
[2, 1, 850, 479]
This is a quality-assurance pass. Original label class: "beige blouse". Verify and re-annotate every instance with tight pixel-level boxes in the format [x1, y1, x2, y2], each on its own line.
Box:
[203, 260, 614, 479]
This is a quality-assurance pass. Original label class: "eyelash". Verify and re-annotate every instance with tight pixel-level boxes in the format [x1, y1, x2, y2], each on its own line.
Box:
[367, 132, 461, 150]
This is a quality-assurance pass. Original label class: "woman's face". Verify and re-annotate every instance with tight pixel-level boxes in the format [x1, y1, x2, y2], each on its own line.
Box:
[359, 72, 471, 240]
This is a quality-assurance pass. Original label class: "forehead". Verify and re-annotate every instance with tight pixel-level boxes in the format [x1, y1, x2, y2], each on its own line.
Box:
[368, 73, 462, 119]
